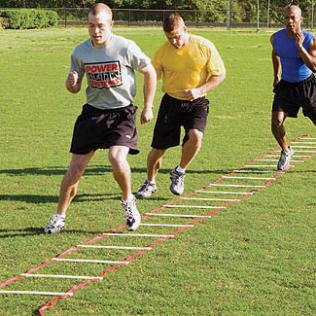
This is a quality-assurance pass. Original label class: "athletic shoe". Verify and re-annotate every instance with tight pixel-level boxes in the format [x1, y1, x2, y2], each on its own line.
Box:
[277, 147, 294, 171]
[121, 196, 141, 231]
[44, 213, 65, 234]
[135, 180, 157, 199]
[169, 169, 185, 195]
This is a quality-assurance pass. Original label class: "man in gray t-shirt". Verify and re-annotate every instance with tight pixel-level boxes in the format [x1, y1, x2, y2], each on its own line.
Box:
[44, 3, 156, 234]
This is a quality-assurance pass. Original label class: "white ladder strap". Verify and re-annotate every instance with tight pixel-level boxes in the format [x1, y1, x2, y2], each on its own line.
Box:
[222, 176, 275, 180]
[52, 258, 129, 264]
[21, 273, 102, 280]
[163, 204, 225, 209]
[196, 190, 253, 195]
[144, 213, 210, 218]
[208, 184, 264, 188]
[181, 197, 239, 202]
[104, 233, 175, 238]
[140, 223, 194, 228]
[0, 290, 73, 296]
[77, 245, 152, 250]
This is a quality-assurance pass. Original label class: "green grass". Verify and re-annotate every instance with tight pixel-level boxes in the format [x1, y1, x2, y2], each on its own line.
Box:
[0, 27, 315, 315]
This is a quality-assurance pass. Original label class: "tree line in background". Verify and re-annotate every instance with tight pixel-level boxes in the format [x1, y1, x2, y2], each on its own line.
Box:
[0, 0, 313, 11]
[0, 9, 59, 28]
[0, 1, 315, 25]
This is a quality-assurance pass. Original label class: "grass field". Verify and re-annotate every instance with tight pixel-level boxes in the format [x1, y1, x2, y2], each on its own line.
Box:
[0, 27, 315, 315]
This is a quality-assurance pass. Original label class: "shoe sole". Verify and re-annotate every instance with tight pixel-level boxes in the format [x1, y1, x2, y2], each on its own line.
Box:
[127, 220, 141, 231]
[277, 161, 291, 171]
[169, 187, 182, 196]
[44, 227, 64, 234]
[127, 225, 140, 231]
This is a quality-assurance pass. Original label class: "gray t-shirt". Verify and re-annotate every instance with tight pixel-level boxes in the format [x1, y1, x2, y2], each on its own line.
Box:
[70, 34, 150, 110]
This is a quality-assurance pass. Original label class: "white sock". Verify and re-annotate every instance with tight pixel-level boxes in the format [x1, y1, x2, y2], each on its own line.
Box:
[284, 146, 291, 153]
[175, 166, 185, 174]
[123, 195, 135, 203]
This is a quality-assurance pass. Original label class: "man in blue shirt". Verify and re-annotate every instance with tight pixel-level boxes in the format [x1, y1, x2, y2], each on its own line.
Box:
[271, 1, 316, 170]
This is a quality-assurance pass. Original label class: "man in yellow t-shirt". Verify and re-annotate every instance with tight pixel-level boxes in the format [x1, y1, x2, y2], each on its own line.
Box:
[136, 13, 226, 198]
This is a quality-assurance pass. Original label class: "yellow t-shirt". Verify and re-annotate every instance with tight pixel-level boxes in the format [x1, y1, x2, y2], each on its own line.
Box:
[152, 34, 225, 100]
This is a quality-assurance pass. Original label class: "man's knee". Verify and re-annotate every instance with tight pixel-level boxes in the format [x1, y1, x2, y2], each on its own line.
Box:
[150, 148, 166, 158]
[188, 129, 203, 146]
[66, 163, 86, 182]
[271, 115, 284, 129]
[108, 150, 128, 168]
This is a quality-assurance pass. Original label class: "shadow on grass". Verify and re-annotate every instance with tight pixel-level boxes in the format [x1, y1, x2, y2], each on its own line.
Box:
[0, 193, 168, 204]
[0, 193, 121, 204]
[0, 165, 231, 176]
[0, 227, 106, 238]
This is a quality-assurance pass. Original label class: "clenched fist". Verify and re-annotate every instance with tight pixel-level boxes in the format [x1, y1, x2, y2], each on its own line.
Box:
[66, 71, 79, 87]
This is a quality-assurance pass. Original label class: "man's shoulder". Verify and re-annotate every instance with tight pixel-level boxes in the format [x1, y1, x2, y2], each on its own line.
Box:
[272, 28, 286, 37]
[271, 29, 286, 44]
[303, 29, 315, 39]
[111, 34, 136, 48]
[73, 39, 91, 54]
[156, 41, 170, 51]
[190, 34, 216, 50]
[190, 34, 214, 46]
[153, 41, 170, 57]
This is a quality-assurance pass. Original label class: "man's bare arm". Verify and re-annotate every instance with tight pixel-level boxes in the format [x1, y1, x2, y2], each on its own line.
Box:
[183, 72, 226, 101]
[138, 64, 157, 125]
[296, 35, 316, 72]
[271, 34, 281, 87]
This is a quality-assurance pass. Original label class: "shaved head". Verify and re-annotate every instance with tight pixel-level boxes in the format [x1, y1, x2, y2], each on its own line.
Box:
[284, 4, 302, 17]
[283, 2, 303, 35]
[88, 3, 113, 48]
[89, 3, 112, 20]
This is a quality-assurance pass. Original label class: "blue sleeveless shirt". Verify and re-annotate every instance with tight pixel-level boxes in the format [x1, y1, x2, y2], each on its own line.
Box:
[273, 28, 314, 82]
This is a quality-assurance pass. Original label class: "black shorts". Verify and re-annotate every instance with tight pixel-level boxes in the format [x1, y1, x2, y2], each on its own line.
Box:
[272, 75, 316, 120]
[151, 94, 210, 149]
[70, 104, 139, 155]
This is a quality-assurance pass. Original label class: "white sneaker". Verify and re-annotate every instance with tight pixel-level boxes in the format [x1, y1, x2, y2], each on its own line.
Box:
[170, 169, 185, 195]
[44, 213, 65, 234]
[277, 147, 294, 171]
[135, 180, 157, 199]
[121, 196, 141, 231]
